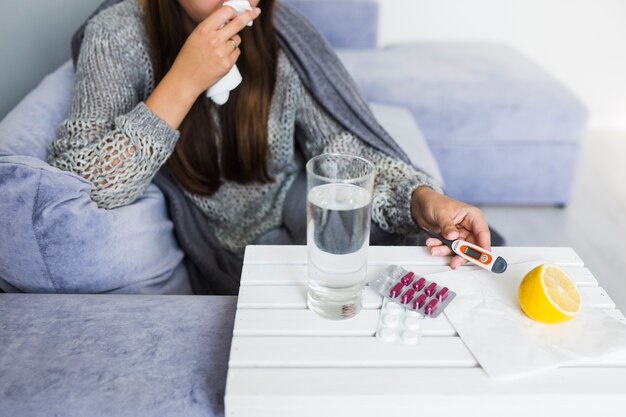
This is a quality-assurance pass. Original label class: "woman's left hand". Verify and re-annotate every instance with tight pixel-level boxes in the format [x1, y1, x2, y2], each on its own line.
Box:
[410, 186, 491, 269]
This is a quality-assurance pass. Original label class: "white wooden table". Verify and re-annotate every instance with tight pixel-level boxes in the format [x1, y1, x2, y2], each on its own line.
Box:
[225, 246, 626, 417]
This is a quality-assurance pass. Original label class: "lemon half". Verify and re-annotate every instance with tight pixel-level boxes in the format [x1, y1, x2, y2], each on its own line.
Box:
[518, 263, 581, 323]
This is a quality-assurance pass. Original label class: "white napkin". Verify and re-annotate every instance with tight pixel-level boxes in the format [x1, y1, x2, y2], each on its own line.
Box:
[206, 1, 253, 105]
[428, 261, 626, 380]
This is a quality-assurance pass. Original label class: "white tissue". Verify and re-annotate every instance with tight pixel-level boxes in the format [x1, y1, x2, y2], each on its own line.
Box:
[427, 261, 626, 380]
[206, 0, 253, 105]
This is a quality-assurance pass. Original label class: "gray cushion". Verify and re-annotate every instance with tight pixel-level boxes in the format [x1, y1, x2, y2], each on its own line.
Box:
[0, 61, 190, 294]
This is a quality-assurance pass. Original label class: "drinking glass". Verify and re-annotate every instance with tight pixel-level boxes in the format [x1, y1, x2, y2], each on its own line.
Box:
[306, 153, 376, 320]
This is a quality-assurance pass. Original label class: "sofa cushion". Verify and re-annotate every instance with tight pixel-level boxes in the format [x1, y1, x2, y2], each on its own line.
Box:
[337, 43, 588, 204]
[0, 61, 190, 294]
[0, 155, 190, 294]
[0, 62, 75, 159]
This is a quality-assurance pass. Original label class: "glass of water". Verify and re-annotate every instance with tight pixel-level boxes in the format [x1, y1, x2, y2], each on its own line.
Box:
[306, 153, 376, 320]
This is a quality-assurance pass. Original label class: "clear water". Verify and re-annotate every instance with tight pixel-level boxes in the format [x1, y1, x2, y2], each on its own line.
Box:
[307, 183, 372, 319]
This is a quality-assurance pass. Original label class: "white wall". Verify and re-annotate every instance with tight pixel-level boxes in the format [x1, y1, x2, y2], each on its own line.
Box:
[378, 0, 626, 131]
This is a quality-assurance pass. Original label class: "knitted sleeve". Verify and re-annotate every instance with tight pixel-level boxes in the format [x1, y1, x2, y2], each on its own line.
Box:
[47, 20, 179, 209]
[293, 73, 444, 235]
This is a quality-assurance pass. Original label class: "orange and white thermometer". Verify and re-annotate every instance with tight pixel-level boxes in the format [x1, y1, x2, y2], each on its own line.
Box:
[422, 228, 508, 274]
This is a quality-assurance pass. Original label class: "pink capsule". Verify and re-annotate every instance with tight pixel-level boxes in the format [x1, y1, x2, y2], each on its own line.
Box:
[412, 277, 426, 291]
[401, 288, 416, 304]
[425, 282, 437, 296]
[400, 272, 415, 286]
[425, 298, 439, 315]
[412, 293, 427, 309]
[389, 282, 405, 298]
[436, 287, 449, 301]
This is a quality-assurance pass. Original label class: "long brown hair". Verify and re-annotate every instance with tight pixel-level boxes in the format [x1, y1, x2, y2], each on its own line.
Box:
[144, 0, 278, 195]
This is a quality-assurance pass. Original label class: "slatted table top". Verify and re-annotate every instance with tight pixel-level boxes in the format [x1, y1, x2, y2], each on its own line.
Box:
[225, 245, 626, 417]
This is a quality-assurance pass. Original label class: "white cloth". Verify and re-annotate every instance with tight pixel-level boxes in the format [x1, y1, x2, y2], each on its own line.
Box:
[428, 260, 626, 380]
[206, 0, 253, 105]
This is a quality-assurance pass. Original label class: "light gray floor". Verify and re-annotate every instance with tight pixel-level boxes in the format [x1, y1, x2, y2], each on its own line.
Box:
[480, 131, 626, 311]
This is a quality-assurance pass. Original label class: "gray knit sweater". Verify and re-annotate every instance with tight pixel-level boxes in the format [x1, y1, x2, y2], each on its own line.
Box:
[47, 0, 442, 254]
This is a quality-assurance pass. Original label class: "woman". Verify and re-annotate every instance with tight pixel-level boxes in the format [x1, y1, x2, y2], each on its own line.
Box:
[48, 0, 493, 284]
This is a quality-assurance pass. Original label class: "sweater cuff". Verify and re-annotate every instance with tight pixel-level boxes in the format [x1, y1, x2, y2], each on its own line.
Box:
[116, 101, 180, 146]
[395, 172, 445, 235]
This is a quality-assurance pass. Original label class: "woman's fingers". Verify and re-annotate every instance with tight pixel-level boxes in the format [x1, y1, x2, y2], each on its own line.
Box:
[227, 34, 242, 53]
[426, 241, 468, 268]
[197, 5, 259, 36]
[227, 45, 241, 64]
[218, 7, 260, 40]
[425, 237, 441, 247]
[476, 227, 492, 251]
[424, 235, 452, 256]
[198, 5, 239, 32]
[430, 245, 453, 256]
[450, 255, 468, 269]
[458, 207, 491, 249]
[438, 219, 460, 241]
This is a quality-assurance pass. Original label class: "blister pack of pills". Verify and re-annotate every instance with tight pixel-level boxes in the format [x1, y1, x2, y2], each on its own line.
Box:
[376, 298, 424, 344]
[370, 265, 456, 318]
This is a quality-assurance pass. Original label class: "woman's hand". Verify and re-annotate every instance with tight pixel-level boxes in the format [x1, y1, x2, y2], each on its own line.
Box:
[145, 2, 261, 129]
[410, 186, 492, 269]
[168, 2, 261, 98]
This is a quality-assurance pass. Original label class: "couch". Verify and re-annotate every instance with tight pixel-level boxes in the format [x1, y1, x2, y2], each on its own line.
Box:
[0, 0, 586, 294]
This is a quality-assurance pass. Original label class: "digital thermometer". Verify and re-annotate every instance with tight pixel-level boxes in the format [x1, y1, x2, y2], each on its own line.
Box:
[422, 228, 508, 273]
